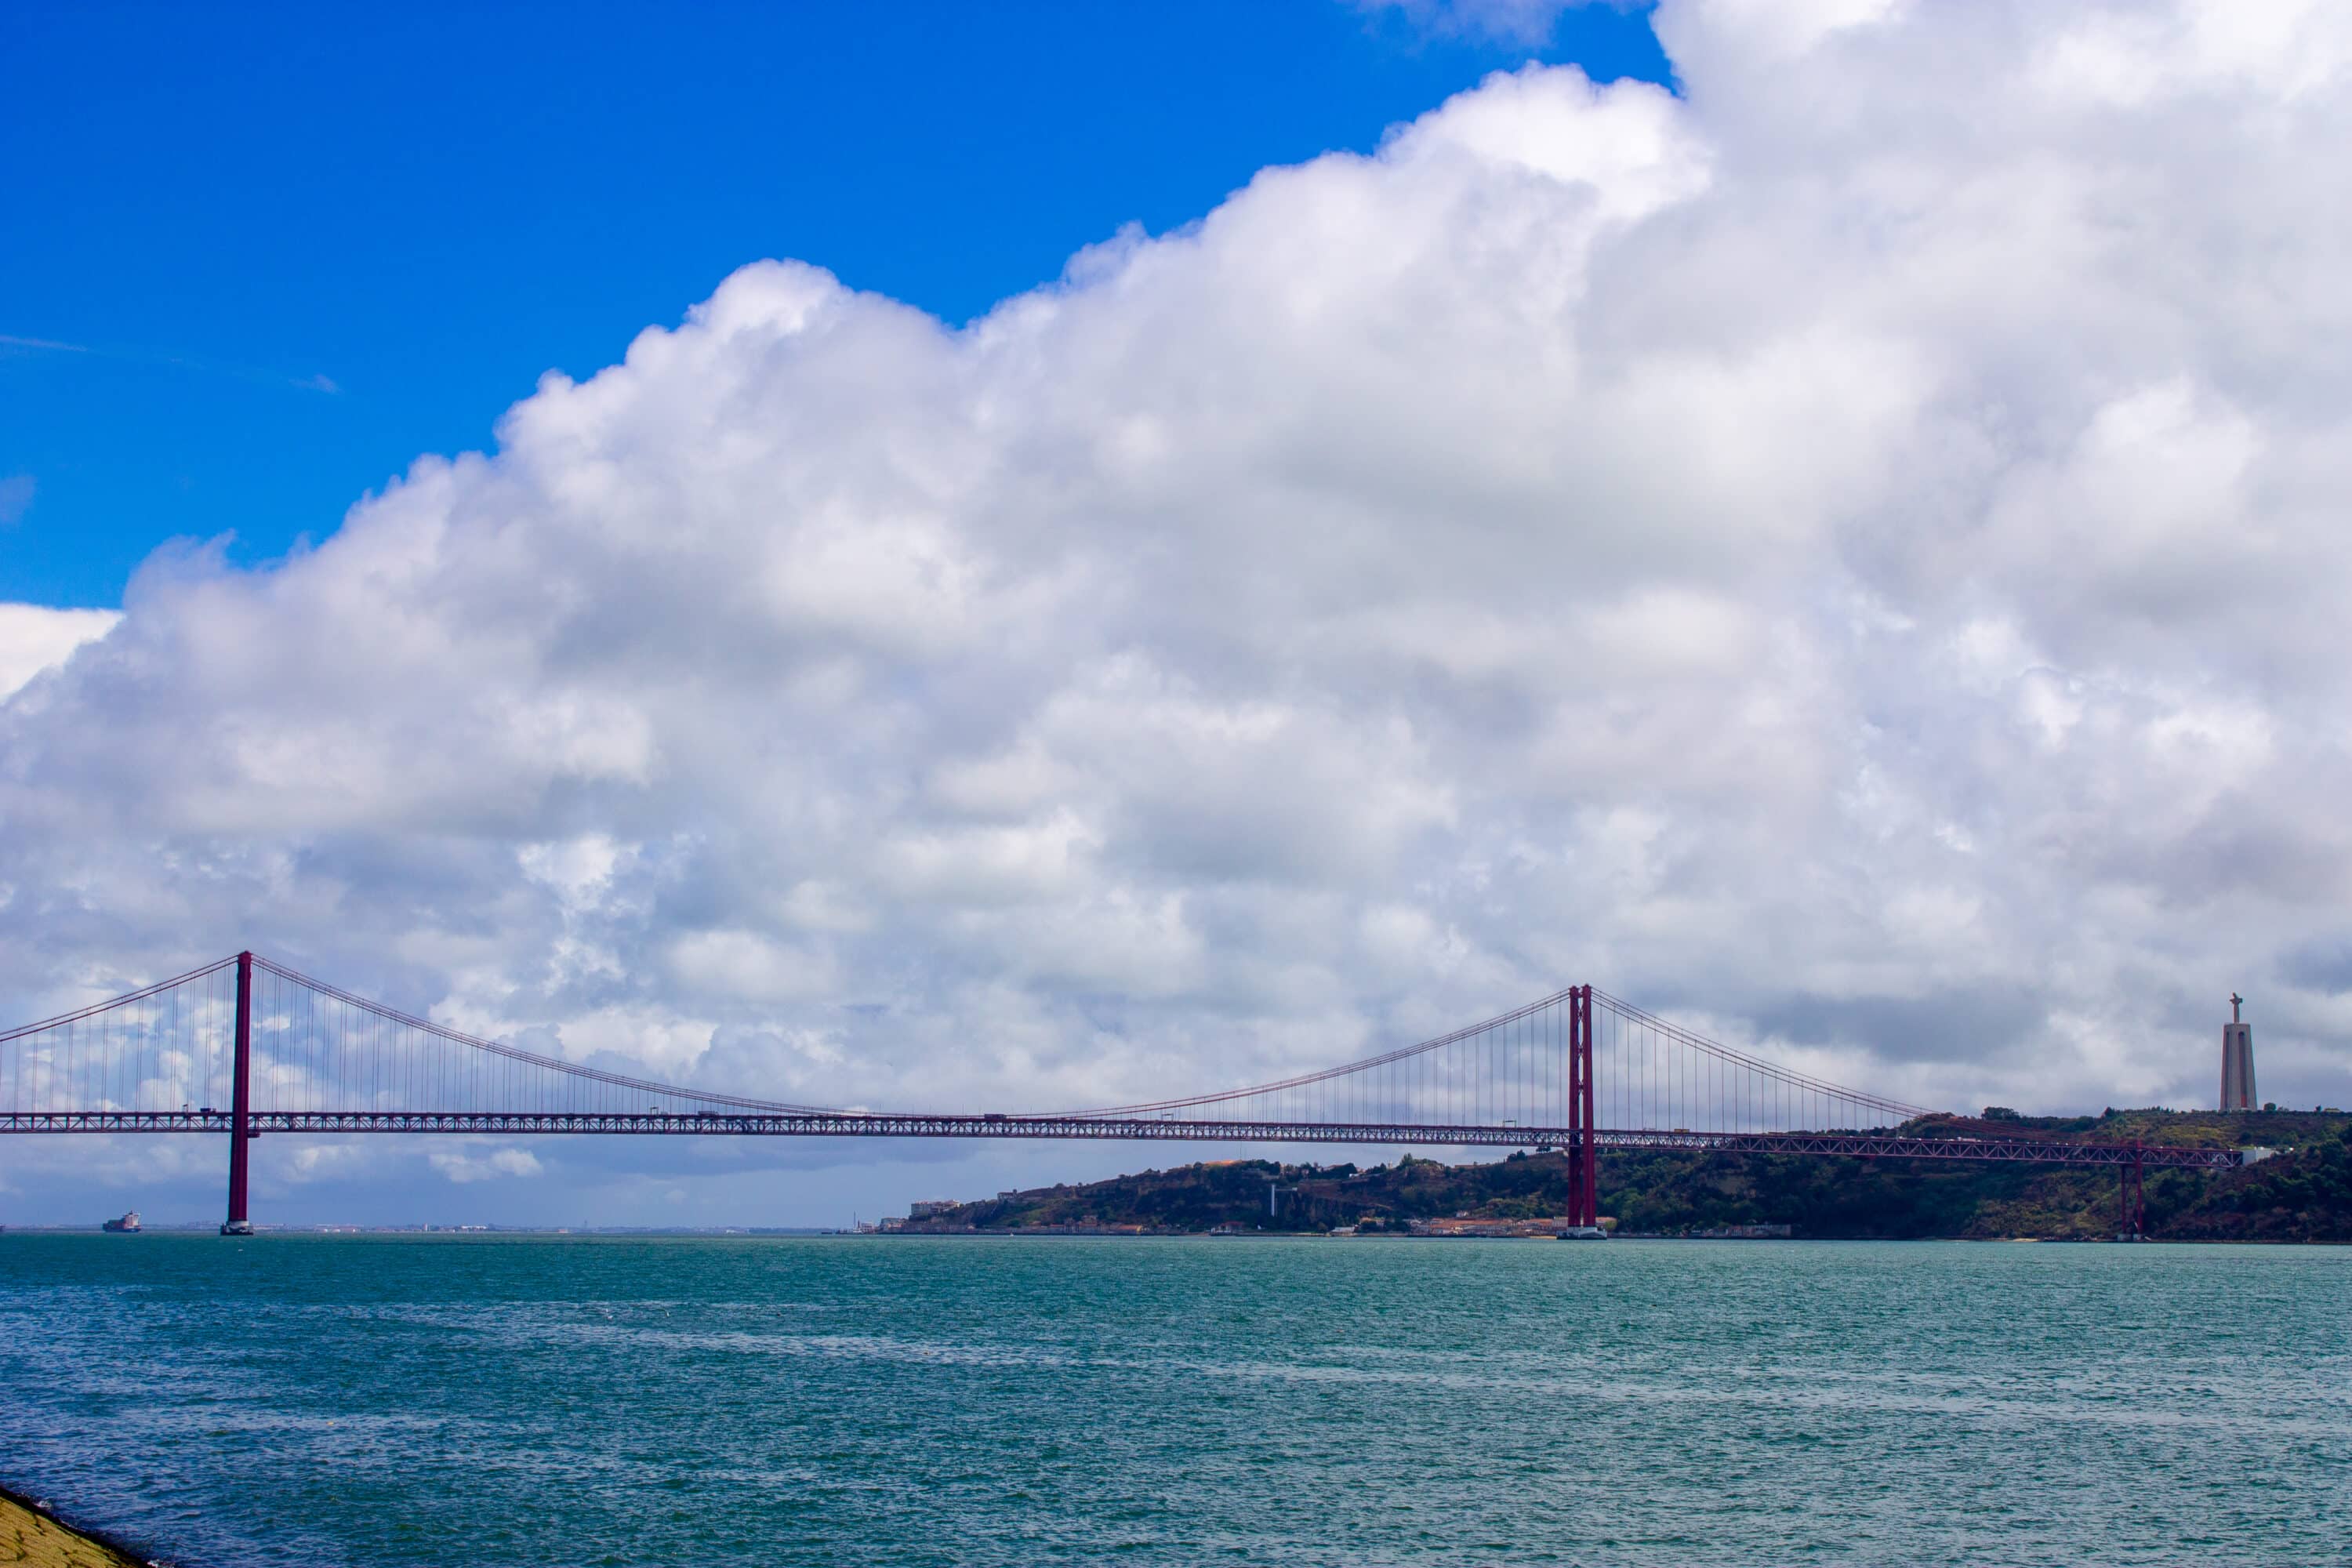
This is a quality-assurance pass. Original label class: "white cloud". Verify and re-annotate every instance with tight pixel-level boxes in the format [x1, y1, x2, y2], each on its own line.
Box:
[428, 1147, 545, 1184]
[1353, 0, 1591, 46]
[0, 603, 119, 699]
[5, 0, 2352, 1225]
[668, 929, 839, 1004]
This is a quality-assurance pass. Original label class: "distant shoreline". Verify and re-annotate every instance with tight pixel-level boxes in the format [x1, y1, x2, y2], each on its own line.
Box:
[865, 1228, 2347, 1243]
[6, 1225, 2344, 1244]
[0, 1479, 151, 1567]
[0, 1225, 847, 1236]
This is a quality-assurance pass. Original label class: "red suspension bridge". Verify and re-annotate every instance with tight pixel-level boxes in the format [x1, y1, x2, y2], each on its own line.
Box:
[2, 952, 2234, 1235]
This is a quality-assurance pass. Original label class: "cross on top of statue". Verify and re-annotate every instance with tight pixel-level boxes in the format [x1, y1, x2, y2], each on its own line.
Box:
[2231, 993, 2244, 1023]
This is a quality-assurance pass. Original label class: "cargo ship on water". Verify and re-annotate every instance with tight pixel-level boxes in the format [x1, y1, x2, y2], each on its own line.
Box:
[100, 1210, 140, 1232]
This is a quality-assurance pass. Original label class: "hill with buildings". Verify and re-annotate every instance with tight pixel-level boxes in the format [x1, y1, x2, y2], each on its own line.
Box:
[900, 1109, 2352, 1242]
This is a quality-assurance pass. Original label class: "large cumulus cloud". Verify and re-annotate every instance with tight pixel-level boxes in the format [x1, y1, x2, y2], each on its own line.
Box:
[6, 0, 2352, 1218]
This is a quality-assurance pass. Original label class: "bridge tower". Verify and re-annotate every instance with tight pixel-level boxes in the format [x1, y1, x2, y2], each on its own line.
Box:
[220, 950, 256, 1236]
[1567, 985, 1598, 1229]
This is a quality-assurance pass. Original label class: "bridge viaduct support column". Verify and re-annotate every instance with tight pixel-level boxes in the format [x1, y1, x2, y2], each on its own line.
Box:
[2116, 1146, 2146, 1241]
[1568, 985, 1598, 1229]
[220, 951, 255, 1236]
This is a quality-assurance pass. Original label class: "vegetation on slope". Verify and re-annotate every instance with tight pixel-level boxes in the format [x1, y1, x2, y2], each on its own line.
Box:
[909, 1109, 2352, 1242]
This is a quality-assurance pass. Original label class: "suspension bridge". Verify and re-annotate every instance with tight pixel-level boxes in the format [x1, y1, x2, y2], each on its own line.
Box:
[2, 952, 2238, 1235]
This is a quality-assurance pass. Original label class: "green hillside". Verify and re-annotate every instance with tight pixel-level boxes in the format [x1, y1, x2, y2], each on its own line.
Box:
[906, 1109, 2352, 1242]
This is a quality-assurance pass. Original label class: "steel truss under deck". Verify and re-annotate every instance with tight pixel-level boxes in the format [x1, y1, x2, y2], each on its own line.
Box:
[0, 1109, 2245, 1171]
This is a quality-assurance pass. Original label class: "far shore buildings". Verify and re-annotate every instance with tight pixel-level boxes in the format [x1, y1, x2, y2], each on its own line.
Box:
[2221, 994, 2257, 1112]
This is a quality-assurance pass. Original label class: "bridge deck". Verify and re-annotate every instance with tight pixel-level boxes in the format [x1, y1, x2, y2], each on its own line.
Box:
[0, 1110, 2244, 1170]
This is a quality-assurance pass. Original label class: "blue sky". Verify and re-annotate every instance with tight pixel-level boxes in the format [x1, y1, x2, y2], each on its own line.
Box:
[2, 2, 1667, 609]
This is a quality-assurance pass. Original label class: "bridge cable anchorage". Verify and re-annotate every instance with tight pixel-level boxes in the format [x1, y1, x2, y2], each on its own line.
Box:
[0, 956, 2241, 1232]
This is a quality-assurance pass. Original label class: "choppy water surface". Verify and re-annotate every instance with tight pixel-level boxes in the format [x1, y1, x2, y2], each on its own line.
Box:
[1, 1235, 2344, 1566]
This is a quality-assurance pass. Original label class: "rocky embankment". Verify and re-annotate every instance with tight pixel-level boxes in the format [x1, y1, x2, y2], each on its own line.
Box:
[0, 1485, 146, 1568]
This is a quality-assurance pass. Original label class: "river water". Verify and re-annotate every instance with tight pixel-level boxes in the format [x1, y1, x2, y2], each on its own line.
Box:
[0, 1234, 2343, 1566]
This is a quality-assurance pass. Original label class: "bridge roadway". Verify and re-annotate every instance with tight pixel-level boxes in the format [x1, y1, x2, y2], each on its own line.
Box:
[0, 1110, 2245, 1170]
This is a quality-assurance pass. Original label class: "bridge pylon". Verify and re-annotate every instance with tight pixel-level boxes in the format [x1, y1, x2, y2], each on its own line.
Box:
[1567, 984, 1598, 1229]
[220, 950, 255, 1236]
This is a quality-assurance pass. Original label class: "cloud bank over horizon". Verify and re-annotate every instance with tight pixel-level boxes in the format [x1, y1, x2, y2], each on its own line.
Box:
[6, 0, 2351, 1220]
